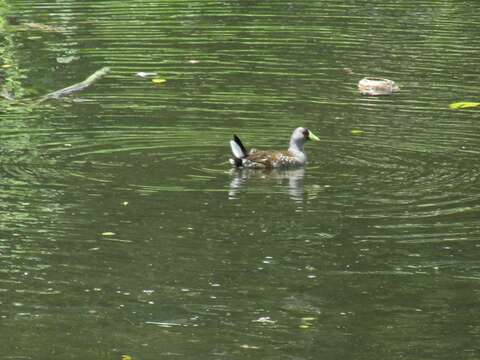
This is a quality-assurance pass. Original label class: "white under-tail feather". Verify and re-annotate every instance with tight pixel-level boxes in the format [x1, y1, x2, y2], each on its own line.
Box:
[230, 135, 248, 159]
[229, 135, 248, 167]
[230, 139, 246, 158]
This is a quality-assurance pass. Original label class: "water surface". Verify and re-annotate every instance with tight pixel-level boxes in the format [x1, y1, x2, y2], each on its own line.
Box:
[1, 0, 480, 359]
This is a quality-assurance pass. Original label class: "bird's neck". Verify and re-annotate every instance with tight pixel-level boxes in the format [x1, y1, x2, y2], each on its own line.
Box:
[289, 139, 304, 154]
[288, 141, 307, 162]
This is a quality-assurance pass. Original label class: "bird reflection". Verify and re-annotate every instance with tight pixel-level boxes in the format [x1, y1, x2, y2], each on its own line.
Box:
[228, 167, 305, 203]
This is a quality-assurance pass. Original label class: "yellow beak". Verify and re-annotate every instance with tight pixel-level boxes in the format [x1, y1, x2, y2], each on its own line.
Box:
[308, 132, 320, 142]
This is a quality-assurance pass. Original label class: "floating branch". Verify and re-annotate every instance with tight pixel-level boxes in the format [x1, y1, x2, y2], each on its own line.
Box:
[40, 66, 110, 101]
[23, 22, 66, 33]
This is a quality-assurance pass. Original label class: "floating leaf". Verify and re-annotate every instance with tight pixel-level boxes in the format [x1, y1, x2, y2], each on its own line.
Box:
[449, 101, 480, 110]
[2, 64, 12, 68]
[252, 316, 276, 324]
[299, 324, 310, 329]
[101, 231, 115, 236]
[56, 55, 78, 64]
[121, 355, 132, 360]
[136, 71, 157, 78]
[122, 201, 129, 206]
[152, 78, 167, 84]
[301, 317, 316, 322]
[350, 129, 364, 135]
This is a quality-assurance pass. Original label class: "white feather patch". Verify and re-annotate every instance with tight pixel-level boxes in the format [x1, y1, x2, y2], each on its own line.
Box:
[230, 140, 245, 158]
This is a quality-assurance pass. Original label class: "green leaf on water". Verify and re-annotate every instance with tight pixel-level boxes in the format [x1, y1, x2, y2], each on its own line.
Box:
[152, 78, 167, 84]
[449, 101, 480, 110]
[102, 231, 115, 236]
[350, 129, 364, 135]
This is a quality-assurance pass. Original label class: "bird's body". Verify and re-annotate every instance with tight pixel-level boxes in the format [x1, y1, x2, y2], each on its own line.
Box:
[229, 127, 319, 169]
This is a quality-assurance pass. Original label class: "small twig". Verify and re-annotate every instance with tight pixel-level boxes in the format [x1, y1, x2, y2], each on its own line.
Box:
[37, 66, 110, 103]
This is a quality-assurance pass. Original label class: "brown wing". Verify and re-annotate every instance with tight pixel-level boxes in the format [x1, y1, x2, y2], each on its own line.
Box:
[246, 150, 291, 168]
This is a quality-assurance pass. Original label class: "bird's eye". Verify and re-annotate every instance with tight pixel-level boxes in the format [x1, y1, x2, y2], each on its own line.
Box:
[302, 129, 309, 138]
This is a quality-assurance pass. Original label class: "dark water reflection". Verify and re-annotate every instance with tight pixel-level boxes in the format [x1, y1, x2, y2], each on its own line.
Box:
[1, 0, 480, 359]
[228, 168, 306, 203]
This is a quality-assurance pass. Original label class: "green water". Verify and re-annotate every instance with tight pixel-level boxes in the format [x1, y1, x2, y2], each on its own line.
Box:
[1, 0, 480, 359]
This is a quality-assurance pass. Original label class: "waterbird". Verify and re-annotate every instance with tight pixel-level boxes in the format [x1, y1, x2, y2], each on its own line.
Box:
[229, 127, 320, 169]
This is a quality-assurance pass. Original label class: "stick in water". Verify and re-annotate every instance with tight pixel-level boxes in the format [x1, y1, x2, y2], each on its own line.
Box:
[41, 66, 110, 100]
